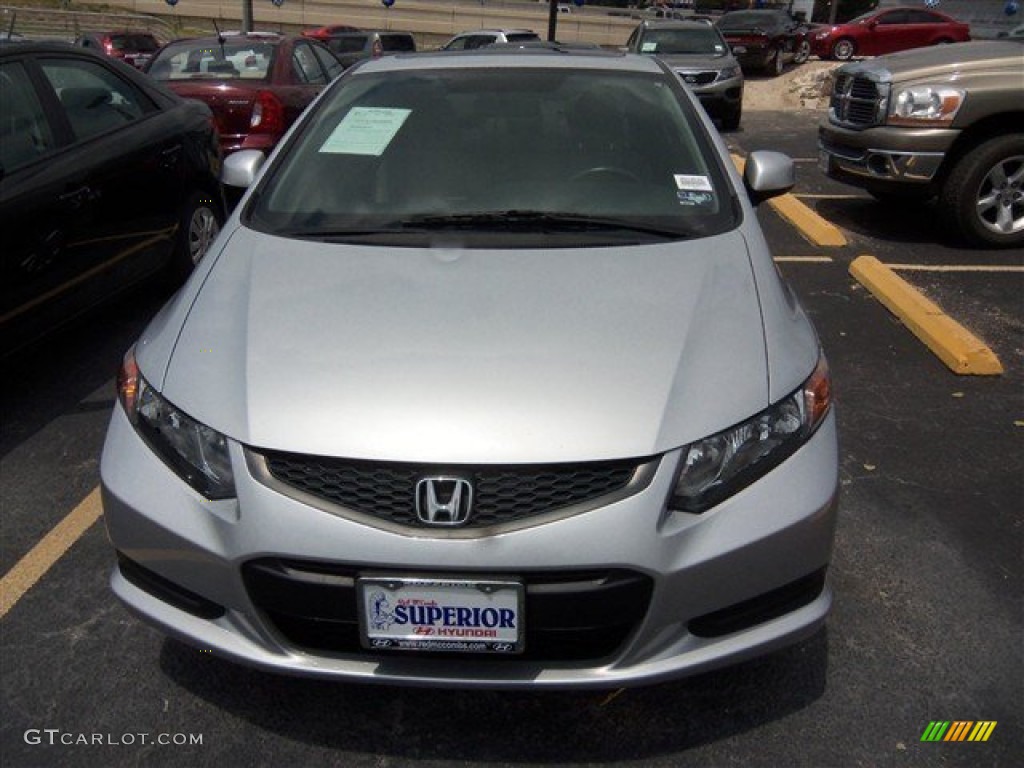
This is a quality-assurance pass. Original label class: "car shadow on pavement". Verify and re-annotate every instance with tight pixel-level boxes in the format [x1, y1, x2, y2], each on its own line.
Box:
[814, 197, 953, 248]
[159, 628, 828, 761]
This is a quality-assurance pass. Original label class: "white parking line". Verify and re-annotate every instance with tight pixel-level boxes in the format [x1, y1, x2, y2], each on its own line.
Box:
[774, 256, 834, 263]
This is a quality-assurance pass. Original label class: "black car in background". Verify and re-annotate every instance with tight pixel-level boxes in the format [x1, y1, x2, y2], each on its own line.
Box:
[324, 31, 416, 69]
[74, 31, 161, 70]
[0, 43, 224, 356]
[716, 8, 812, 75]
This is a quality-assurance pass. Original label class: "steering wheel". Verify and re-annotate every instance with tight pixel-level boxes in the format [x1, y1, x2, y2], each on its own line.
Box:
[570, 166, 642, 184]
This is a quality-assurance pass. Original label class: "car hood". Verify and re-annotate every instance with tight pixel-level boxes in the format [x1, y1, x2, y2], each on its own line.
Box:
[837, 41, 1019, 82]
[656, 53, 737, 70]
[149, 227, 773, 464]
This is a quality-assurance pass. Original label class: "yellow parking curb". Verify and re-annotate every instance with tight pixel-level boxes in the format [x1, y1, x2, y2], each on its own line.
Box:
[731, 154, 848, 247]
[849, 255, 1003, 376]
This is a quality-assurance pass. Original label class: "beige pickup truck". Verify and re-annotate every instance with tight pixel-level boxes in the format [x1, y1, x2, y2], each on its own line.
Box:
[818, 40, 1023, 248]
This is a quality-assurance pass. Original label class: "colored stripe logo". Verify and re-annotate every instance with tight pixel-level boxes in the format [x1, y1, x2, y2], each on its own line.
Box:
[921, 721, 997, 742]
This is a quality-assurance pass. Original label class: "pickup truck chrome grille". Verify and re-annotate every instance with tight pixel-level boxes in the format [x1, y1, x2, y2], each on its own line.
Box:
[829, 73, 888, 128]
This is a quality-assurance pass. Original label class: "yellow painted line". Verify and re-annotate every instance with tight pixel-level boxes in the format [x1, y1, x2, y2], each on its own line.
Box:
[774, 256, 834, 263]
[849, 255, 1004, 376]
[770, 194, 849, 247]
[887, 264, 1024, 273]
[731, 154, 848, 247]
[0, 487, 102, 620]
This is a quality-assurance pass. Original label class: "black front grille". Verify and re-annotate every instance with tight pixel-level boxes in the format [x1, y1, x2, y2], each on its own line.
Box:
[680, 71, 718, 86]
[830, 73, 886, 128]
[243, 559, 653, 662]
[258, 450, 645, 529]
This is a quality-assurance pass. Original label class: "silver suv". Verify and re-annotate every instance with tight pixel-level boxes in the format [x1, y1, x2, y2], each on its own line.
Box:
[626, 20, 744, 130]
[441, 28, 541, 50]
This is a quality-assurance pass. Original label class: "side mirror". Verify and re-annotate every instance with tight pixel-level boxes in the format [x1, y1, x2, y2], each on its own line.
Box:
[221, 149, 266, 189]
[743, 150, 795, 206]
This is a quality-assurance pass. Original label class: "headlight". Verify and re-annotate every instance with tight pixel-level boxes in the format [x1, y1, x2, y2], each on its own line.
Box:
[814, 30, 830, 40]
[888, 86, 964, 127]
[118, 347, 236, 499]
[669, 355, 832, 513]
[717, 65, 740, 81]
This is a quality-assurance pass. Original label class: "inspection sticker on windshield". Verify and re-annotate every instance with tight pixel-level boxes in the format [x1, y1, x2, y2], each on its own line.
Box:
[320, 107, 411, 156]
[641, 42, 658, 52]
[674, 174, 713, 192]
[358, 575, 524, 654]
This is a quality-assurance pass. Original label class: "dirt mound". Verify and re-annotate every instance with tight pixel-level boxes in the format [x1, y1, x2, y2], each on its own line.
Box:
[744, 60, 842, 111]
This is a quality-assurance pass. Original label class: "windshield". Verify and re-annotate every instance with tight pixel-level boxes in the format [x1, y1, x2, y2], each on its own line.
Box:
[640, 28, 729, 55]
[718, 11, 782, 31]
[110, 34, 158, 52]
[246, 66, 736, 246]
[147, 38, 276, 81]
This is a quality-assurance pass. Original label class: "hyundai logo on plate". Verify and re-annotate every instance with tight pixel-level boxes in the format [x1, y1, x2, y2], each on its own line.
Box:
[415, 477, 473, 526]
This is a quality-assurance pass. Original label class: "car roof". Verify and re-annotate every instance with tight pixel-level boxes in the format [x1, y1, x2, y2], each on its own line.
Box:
[169, 33, 287, 45]
[0, 40, 89, 57]
[640, 20, 724, 30]
[452, 28, 537, 36]
[353, 47, 660, 74]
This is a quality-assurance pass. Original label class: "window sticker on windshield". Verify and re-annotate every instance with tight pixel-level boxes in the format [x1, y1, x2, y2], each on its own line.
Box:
[674, 174, 713, 192]
[320, 107, 412, 156]
[677, 190, 716, 207]
[714, 44, 725, 53]
[641, 42, 658, 52]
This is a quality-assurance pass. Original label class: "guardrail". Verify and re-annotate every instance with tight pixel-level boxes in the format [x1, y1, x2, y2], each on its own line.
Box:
[1, 5, 176, 42]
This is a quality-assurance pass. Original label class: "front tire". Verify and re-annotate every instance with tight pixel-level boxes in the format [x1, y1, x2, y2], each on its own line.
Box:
[171, 191, 223, 279]
[938, 135, 1024, 248]
[720, 104, 742, 131]
[794, 39, 811, 65]
[831, 38, 855, 61]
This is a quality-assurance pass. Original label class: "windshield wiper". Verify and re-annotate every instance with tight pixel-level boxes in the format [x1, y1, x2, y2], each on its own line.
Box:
[401, 211, 690, 238]
[274, 227, 404, 240]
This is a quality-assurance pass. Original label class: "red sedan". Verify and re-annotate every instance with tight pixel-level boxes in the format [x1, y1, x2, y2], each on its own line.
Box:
[301, 24, 361, 42]
[146, 34, 343, 155]
[810, 6, 970, 61]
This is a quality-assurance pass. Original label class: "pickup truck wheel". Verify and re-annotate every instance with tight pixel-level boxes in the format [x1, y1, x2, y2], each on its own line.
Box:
[831, 38, 855, 61]
[939, 135, 1024, 248]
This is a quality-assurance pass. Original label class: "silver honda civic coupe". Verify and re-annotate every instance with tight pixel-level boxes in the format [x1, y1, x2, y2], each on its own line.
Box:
[100, 48, 839, 688]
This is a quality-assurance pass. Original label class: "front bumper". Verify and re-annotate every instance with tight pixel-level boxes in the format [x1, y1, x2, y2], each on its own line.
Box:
[817, 121, 957, 187]
[687, 76, 744, 119]
[100, 403, 839, 688]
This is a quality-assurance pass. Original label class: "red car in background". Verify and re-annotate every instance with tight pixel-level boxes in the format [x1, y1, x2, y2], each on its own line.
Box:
[715, 9, 813, 76]
[810, 6, 970, 61]
[145, 33, 343, 155]
[301, 24, 361, 42]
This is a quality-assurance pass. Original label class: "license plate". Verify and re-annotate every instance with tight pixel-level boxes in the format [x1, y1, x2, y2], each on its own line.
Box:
[732, 46, 747, 54]
[358, 575, 524, 654]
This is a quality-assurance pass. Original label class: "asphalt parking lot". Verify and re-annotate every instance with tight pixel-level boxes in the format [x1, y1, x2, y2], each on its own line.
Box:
[1, 110, 1021, 768]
